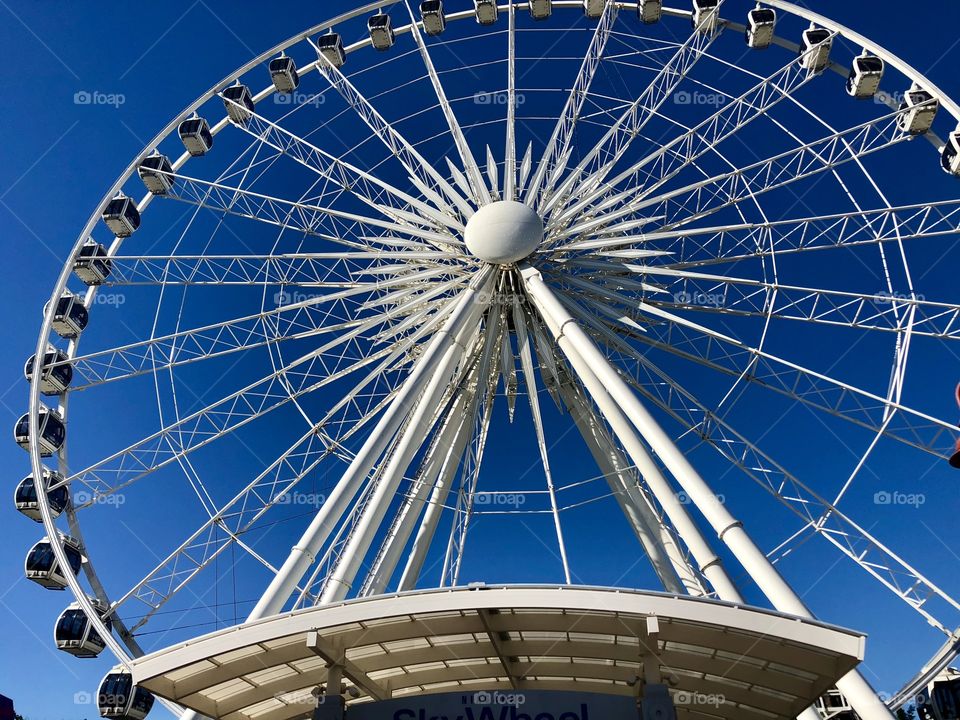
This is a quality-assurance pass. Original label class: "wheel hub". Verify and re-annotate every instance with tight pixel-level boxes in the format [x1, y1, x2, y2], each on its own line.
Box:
[463, 200, 543, 264]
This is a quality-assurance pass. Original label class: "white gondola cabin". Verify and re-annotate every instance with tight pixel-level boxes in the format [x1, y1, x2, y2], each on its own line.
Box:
[583, 0, 605, 18]
[24, 346, 72, 395]
[799, 27, 832, 72]
[846, 54, 884, 99]
[46, 292, 89, 339]
[178, 116, 213, 156]
[746, 7, 776, 49]
[475, 0, 498, 25]
[692, 0, 719, 34]
[898, 86, 939, 135]
[317, 33, 346, 68]
[15, 468, 69, 522]
[222, 83, 255, 124]
[137, 153, 174, 195]
[56, 600, 111, 658]
[269, 54, 299, 93]
[530, 0, 552, 20]
[102, 194, 140, 238]
[368, 14, 395, 51]
[638, 0, 662, 24]
[942, 130, 960, 177]
[98, 671, 155, 720]
[15, 405, 66, 456]
[421, 1, 446, 36]
[25, 535, 81, 590]
[74, 239, 112, 285]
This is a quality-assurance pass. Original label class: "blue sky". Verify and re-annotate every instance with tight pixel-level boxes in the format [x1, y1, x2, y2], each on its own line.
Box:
[1, 1, 960, 718]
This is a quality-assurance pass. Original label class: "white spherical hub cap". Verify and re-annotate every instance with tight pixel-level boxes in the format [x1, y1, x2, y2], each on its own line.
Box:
[464, 200, 543, 264]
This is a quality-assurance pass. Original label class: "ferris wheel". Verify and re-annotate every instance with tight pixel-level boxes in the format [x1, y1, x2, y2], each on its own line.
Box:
[18, 1, 960, 719]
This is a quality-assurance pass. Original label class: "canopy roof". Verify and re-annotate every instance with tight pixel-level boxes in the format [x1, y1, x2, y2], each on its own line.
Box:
[130, 585, 866, 720]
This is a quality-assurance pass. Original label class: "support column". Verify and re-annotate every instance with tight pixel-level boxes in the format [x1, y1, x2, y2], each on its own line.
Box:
[246, 267, 494, 620]
[521, 265, 894, 720]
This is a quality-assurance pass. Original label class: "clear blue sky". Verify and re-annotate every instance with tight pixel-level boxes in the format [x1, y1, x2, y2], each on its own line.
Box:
[1, 2, 960, 718]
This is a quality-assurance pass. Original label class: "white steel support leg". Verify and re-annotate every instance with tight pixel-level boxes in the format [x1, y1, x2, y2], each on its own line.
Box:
[361, 382, 480, 597]
[559, 373, 690, 595]
[320, 311, 485, 603]
[243, 267, 494, 621]
[520, 265, 895, 720]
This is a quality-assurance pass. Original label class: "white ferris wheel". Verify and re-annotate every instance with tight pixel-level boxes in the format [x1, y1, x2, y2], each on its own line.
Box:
[17, 2, 960, 720]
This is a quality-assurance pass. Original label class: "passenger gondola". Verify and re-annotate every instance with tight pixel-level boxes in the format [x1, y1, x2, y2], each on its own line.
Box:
[638, 0, 662, 24]
[317, 32, 347, 68]
[583, 0, 605, 18]
[799, 26, 832, 72]
[15, 468, 69, 522]
[98, 671, 155, 720]
[46, 292, 88, 339]
[421, 0, 446, 36]
[178, 116, 213, 156]
[931, 677, 960, 720]
[846, 53, 884, 99]
[55, 599, 111, 657]
[746, 7, 776, 49]
[530, 0, 552, 20]
[25, 346, 72, 395]
[898, 86, 939, 135]
[15, 404, 66, 456]
[269, 54, 299, 93]
[74, 239, 112, 285]
[25, 535, 82, 590]
[692, 0, 719, 34]
[941, 130, 960, 177]
[102, 194, 140, 238]
[475, 0, 498, 25]
[222, 83, 255, 124]
[368, 14, 395, 51]
[137, 153, 174, 195]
